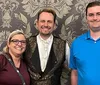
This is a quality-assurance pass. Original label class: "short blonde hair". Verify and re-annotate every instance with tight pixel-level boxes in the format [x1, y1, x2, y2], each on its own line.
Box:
[3, 30, 25, 53]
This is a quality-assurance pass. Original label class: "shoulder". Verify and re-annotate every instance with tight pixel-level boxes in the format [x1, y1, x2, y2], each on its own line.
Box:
[27, 34, 37, 40]
[0, 52, 7, 70]
[26, 35, 37, 45]
[71, 32, 88, 48]
[0, 52, 7, 62]
[53, 35, 65, 42]
[73, 32, 87, 43]
[53, 35, 66, 47]
[0, 52, 5, 59]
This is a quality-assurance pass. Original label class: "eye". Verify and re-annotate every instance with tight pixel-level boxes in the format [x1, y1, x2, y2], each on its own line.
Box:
[10, 39, 19, 43]
[87, 13, 94, 17]
[10, 39, 26, 45]
[40, 20, 45, 23]
[96, 12, 100, 16]
[20, 40, 26, 43]
[47, 20, 52, 23]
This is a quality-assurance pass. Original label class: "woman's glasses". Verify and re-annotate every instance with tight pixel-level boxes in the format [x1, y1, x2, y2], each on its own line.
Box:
[10, 39, 26, 45]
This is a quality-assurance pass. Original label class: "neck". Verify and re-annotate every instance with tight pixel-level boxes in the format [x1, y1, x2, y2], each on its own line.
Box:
[39, 34, 51, 40]
[90, 30, 100, 40]
[9, 51, 21, 68]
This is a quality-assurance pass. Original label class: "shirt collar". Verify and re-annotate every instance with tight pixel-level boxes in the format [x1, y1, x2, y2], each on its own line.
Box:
[37, 34, 53, 44]
[86, 30, 100, 41]
[86, 30, 91, 39]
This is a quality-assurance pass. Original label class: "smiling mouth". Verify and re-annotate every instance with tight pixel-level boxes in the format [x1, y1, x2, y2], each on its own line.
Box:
[43, 28, 51, 30]
[41, 26, 51, 29]
[15, 47, 24, 51]
[91, 20, 100, 23]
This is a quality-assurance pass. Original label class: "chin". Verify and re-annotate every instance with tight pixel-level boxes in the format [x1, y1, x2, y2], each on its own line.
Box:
[42, 33, 50, 35]
[16, 51, 23, 55]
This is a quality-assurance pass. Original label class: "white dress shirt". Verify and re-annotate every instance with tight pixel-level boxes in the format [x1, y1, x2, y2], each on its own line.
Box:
[37, 34, 70, 72]
[37, 34, 53, 72]
[65, 42, 70, 65]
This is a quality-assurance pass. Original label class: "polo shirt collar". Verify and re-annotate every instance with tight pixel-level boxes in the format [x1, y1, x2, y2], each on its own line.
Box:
[86, 30, 100, 41]
[86, 30, 91, 40]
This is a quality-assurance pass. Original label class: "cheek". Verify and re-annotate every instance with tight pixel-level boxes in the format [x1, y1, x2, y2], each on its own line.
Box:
[37, 23, 42, 29]
[87, 17, 94, 21]
[51, 25, 55, 30]
[24, 46, 26, 50]
[87, 19, 92, 25]
[87, 22, 91, 27]
[87, 18, 91, 21]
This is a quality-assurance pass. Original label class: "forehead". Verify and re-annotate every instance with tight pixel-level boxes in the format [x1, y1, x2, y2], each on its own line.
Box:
[39, 12, 54, 20]
[87, 6, 100, 13]
[11, 34, 25, 39]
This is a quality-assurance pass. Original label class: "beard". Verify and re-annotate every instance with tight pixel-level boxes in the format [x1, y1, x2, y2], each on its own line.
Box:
[89, 26, 100, 32]
[40, 32, 51, 36]
[40, 26, 52, 35]
[88, 20, 100, 32]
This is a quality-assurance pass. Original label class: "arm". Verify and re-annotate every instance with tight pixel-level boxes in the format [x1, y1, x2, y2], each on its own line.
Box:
[69, 40, 77, 85]
[0, 54, 6, 71]
[71, 69, 77, 85]
[63, 42, 71, 85]
[64, 42, 70, 68]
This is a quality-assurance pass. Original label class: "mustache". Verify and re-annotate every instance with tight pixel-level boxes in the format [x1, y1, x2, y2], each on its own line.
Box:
[41, 26, 50, 28]
[90, 20, 100, 22]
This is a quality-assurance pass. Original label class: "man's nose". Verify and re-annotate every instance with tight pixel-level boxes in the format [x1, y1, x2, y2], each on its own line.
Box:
[44, 22, 48, 26]
[93, 15, 98, 20]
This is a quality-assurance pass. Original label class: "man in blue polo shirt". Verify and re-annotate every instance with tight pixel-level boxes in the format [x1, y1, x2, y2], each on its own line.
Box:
[69, 1, 100, 85]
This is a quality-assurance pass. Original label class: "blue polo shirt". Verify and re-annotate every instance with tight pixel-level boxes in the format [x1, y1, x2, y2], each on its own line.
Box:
[69, 31, 100, 85]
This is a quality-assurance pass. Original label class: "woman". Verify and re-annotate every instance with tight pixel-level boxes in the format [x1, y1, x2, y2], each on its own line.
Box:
[0, 30, 30, 85]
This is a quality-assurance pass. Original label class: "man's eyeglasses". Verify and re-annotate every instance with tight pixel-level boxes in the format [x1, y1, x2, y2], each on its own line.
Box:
[10, 39, 26, 45]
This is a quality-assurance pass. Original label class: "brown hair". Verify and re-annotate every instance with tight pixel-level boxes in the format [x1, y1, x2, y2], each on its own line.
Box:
[37, 8, 56, 23]
[86, 1, 100, 15]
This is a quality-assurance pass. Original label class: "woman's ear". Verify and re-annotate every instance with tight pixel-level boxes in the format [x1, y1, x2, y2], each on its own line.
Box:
[7, 41, 9, 48]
